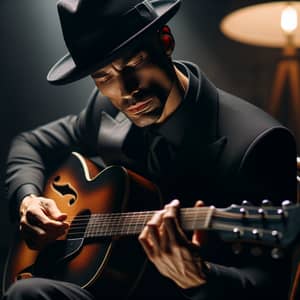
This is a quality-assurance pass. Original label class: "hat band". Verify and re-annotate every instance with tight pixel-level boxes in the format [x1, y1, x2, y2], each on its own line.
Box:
[70, 0, 159, 67]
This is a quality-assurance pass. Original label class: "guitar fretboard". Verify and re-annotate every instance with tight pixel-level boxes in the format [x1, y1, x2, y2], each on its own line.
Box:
[68, 207, 215, 238]
[66, 205, 292, 247]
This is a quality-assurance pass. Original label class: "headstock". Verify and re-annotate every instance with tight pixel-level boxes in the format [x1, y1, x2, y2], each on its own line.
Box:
[211, 201, 300, 258]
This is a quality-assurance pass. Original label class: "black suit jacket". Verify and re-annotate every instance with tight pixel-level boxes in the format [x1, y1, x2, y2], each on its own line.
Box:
[6, 61, 297, 299]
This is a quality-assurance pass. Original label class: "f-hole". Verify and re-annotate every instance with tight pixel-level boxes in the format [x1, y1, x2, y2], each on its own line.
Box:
[52, 175, 78, 205]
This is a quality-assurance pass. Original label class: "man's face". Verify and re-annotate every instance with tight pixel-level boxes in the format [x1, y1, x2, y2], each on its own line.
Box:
[91, 40, 176, 127]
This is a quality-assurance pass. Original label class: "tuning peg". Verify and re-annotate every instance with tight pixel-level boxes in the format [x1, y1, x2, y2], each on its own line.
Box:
[277, 208, 287, 222]
[271, 248, 284, 259]
[261, 199, 272, 206]
[233, 227, 241, 238]
[271, 230, 281, 244]
[242, 200, 252, 206]
[277, 208, 285, 216]
[258, 208, 265, 218]
[252, 228, 261, 240]
[281, 200, 292, 207]
[239, 207, 247, 217]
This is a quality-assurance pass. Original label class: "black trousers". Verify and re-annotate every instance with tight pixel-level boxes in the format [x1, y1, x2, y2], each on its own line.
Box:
[3, 276, 186, 300]
[2, 264, 185, 300]
[2, 278, 96, 300]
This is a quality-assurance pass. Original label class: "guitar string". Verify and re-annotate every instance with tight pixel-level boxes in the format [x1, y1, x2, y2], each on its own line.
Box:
[63, 209, 213, 225]
[60, 208, 278, 223]
[65, 205, 285, 221]
[66, 213, 211, 232]
[45, 205, 282, 236]
[63, 207, 211, 220]
[67, 210, 211, 221]
[65, 211, 281, 230]
[65, 221, 281, 237]
[65, 214, 281, 236]
[65, 211, 221, 229]
[67, 212, 213, 235]
[68, 222, 284, 234]
[67, 220, 276, 233]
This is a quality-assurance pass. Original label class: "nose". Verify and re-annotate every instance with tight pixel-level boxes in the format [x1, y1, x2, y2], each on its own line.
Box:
[120, 66, 140, 96]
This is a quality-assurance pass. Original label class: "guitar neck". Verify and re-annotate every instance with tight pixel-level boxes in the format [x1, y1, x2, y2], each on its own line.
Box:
[67, 204, 299, 250]
[69, 207, 216, 239]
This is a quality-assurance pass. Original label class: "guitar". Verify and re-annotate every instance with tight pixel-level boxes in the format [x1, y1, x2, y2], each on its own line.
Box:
[3, 152, 300, 298]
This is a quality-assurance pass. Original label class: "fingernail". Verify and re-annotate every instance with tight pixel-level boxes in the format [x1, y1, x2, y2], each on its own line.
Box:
[171, 199, 180, 206]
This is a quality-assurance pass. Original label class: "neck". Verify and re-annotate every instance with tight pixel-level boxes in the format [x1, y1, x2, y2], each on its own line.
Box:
[175, 65, 189, 93]
[155, 65, 188, 123]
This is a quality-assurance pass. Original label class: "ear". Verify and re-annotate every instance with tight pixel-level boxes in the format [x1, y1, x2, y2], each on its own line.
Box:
[158, 25, 175, 56]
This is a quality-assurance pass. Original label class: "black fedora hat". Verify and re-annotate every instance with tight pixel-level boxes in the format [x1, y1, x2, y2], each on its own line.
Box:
[47, 0, 181, 85]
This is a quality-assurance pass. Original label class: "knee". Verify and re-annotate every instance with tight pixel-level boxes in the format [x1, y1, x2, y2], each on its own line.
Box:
[3, 278, 50, 300]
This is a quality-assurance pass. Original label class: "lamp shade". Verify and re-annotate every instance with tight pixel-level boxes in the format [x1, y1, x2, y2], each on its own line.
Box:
[220, 1, 300, 48]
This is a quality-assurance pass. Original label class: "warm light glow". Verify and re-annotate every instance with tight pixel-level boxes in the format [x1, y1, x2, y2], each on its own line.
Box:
[220, 2, 300, 48]
[281, 5, 298, 33]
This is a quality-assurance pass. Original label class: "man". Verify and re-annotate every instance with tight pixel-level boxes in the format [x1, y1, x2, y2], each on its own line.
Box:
[3, 0, 297, 299]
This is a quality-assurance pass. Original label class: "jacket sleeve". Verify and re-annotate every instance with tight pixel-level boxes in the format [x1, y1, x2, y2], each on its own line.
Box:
[181, 126, 297, 300]
[237, 126, 297, 205]
[5, 88, 104, 221]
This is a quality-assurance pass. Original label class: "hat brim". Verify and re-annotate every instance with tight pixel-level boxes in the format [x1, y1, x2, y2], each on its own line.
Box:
[47, 0, 181, 85]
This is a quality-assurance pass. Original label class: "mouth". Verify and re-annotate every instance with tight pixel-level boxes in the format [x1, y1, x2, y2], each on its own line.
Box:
[126, 97, 153, 115]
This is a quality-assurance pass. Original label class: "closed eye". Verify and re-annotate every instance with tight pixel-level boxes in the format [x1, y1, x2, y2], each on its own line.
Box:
[92, 72, 114, 83]
[127, 55, 148, 69]
[98, 75, 114, 83]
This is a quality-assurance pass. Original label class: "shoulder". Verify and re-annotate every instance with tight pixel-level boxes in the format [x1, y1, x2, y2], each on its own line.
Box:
[217, 89, 282, 137]
[217, 89, 296, 173]
[217, 88, 295, 147]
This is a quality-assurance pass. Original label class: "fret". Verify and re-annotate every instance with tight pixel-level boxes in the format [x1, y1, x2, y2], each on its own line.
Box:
[134, 212, 141, 235]
[87, 217, 97, 237]
[204, 206, 215, 229]
[85, 215, 93, 238]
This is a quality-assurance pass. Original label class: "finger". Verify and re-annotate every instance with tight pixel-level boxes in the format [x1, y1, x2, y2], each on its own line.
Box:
[20, 216, 46, 237]
[40, 199, 68, 223]
[139, 226, 154, 259]
[27, 206, 68, 231]
[195, 200, 204, 207]
[192, 200, 205, 246]
[21, 217, 67, 250]
[160, 222, 170, 253]
[146, 210, 164, 254]
[147, 225, 160, 254]
[21, 214, 66, 239]
[163, 199, 186, 245]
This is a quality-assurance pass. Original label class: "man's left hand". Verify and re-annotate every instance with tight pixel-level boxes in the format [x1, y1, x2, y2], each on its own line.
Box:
[139, 199, 208, 289]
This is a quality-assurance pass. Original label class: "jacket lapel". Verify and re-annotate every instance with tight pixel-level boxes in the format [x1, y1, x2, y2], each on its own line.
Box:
[97, 111, 133, 164]
[158, 64, 227, 179]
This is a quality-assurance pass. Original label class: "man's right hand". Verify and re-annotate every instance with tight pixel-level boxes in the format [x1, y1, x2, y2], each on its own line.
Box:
[19, 194, 69, 250]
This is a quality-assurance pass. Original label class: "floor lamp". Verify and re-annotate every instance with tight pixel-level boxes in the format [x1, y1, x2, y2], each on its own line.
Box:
[220, 1, 300, 144]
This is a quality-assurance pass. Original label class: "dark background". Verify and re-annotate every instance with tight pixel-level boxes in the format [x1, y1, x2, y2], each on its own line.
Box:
[0, 0, 299, 291]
